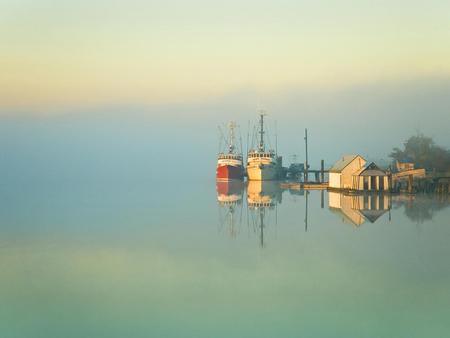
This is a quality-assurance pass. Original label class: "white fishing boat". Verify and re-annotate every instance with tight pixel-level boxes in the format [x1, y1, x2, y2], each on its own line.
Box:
[246, 113, 282, 181]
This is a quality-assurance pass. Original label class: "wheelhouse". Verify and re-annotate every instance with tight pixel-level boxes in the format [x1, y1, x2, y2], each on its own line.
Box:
[247, 151, 275, 158]
[218, 153, 243, 160]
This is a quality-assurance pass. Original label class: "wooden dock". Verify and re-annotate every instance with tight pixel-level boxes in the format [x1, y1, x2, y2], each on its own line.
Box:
[392, 169, 450, 194]
[280, 182, 329, 190]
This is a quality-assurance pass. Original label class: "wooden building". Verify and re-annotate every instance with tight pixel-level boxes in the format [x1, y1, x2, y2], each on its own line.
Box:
[396, 160, 414, 172]
[329, 155, 366, 190]
[352, 162, 390, 191]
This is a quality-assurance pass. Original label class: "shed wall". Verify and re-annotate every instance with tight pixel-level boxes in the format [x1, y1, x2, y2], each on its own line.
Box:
[341, 157, 366, 189]
[352, 175, 390, 191]
[329, 173, 341, 189]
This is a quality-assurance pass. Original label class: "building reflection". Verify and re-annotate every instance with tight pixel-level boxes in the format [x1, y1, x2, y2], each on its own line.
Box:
[215, 182, 450, 244]
[328, 192, 391, 227]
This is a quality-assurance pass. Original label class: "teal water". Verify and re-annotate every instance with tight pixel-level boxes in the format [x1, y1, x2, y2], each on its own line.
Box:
[0, 178, 449, 338]
[0, 114, 449, 337]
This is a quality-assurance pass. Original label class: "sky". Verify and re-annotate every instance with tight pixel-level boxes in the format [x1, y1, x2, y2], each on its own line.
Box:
[0, 0, 449, 181]
[1, 0, 450, 109]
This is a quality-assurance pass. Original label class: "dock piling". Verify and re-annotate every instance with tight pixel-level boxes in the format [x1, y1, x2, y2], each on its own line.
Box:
[321, 160, 324, 182]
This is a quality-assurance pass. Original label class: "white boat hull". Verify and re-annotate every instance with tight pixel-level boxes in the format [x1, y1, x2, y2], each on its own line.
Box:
[247, 164, 278, 181]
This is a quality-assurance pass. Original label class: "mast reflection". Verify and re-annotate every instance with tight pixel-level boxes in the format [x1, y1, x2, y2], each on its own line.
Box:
[216, 180, 244, 238]
[247, 181, 282, 247]
[214, 183, 432, 245]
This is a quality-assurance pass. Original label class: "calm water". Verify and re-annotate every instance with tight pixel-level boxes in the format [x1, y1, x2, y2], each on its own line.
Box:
[0, 177, 449, 338]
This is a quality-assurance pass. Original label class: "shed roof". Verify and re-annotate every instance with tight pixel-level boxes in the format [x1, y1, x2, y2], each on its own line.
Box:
[353, 162, 387, 176]
[329, 155, 365, 173]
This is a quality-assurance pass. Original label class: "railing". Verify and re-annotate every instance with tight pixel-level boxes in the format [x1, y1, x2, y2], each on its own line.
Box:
[218, 154, 242, 160]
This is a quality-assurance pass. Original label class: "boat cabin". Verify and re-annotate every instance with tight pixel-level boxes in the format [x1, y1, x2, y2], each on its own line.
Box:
[248, 151, 275, 158]
[218, 153, 242, 160]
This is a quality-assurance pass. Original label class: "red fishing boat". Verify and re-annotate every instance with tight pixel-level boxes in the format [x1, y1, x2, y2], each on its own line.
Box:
[216, 122, 244, 181]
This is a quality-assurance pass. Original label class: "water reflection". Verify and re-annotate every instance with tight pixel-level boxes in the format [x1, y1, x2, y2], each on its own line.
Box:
[329, 192, 391, 227]
[246, 181, 282, 207]
[247, 181, 282, 247]
[216, 182, 450, 245]
[216, 181, 244, 238]
[215, 181, 283, 246]
[391, 193, 450, 224]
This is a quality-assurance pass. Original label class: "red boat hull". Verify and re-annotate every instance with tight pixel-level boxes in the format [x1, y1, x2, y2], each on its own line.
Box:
[216, 165, 244, 180]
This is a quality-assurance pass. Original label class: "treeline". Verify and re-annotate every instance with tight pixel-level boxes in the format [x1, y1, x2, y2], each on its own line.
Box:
[390, 134, 450, 172]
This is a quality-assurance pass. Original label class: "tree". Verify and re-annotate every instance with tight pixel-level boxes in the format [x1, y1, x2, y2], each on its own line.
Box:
[390, 134, 450, 172]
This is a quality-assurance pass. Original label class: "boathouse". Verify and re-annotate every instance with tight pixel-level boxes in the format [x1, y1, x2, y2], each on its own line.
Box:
[329, 155, 366, 190]
[351, 162, 390, 191]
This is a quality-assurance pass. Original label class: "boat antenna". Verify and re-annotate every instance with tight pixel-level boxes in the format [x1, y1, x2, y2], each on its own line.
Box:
[228, 121, 236, 154]
[239, 126, 243, 156]
[258, 110, 266, 152]
[275, 120, 278, 156]
[246, 120, 250, 159]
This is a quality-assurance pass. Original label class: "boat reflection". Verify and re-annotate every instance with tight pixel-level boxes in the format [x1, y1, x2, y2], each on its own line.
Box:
[216, 180, 283, 245]
[328, 192, 391, 227]
[216, 180, 244, 238]
[247, 181, 282, 207]
[215, 182, 449, 245]
[246, 181, 282, 247]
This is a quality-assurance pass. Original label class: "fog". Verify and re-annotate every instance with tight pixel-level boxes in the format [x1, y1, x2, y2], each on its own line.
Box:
[1, 77, 449, 185]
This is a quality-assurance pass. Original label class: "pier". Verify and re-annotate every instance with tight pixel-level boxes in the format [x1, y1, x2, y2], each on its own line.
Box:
[392, 170, 450, 194]
[280, 181, 328, 190]
[283, 159, 329, 191]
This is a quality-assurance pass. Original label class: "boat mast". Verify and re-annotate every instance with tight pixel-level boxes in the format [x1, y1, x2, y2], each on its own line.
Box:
[258, 112, 265, 152]
[228, 121, 236, 154]
[275, 120, 278, 156]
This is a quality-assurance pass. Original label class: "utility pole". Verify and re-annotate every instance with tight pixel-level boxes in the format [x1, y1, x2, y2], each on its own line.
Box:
[304, 128, 309, 182]
[321, 159, 324, 183]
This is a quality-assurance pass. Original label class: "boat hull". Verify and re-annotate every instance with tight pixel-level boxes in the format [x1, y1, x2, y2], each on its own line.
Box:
[216, 164, 244, 181]
[247, 164, 278, 181]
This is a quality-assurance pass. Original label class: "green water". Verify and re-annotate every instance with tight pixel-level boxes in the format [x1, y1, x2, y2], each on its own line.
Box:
[0, 181, 449, 338]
